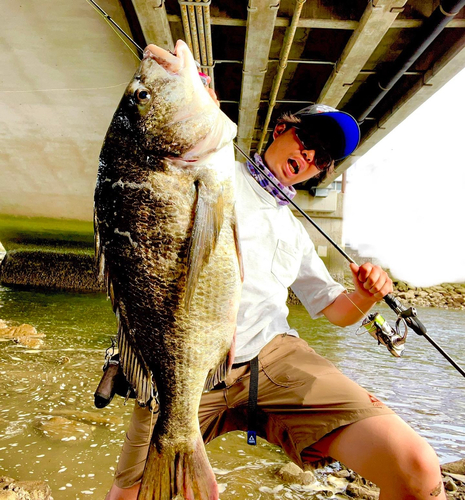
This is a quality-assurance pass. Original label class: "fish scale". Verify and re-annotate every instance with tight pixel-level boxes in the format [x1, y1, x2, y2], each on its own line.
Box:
[94, 40, 241, 499]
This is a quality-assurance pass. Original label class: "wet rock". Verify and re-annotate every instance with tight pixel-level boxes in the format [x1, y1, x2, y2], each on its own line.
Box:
[345, 482, 379, 499]
[34, 416, 96, 442]
[442, 459, 465, 475]
[0, 324, 42, 339]
[444, 476, 459, 492]
[51, 409, 123, 427]
[13, 337, 44, 349]
[444, 472, 465, 485]
[0, 322, 45, 349]
[333, 469, 351, 480]
[0, 479, 15, 489]
[0, 477, 52, 500]
[0, 491, 17, 500]
[276, 462, 315, 485]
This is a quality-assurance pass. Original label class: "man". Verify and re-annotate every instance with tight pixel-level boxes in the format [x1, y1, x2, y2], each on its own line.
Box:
[106, 102, 445, 499]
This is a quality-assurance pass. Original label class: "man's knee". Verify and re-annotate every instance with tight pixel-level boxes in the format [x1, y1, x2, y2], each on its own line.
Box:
[106, 482, 140, 500]
[401, 437, 441, 480]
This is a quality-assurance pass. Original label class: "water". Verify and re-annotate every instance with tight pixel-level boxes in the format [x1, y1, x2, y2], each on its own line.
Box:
[0, 285, 464, 499]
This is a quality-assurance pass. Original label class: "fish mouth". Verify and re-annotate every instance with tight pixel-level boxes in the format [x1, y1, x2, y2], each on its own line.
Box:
[143, 42, 185, 74]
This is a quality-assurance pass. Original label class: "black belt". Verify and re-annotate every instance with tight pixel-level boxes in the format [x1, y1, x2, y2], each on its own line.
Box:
[247, 355, 259, 446]
[210, 356, 260, 446]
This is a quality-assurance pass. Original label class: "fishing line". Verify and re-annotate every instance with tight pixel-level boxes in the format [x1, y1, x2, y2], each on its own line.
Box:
[86, 0, 142, 59]
[86, 0, 465, 379]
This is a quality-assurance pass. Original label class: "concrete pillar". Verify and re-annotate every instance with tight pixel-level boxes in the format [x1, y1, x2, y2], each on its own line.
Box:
[291, 191, 346, 284]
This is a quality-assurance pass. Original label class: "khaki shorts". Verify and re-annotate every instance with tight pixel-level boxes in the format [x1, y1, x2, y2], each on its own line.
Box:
[114, 334, 393, 488]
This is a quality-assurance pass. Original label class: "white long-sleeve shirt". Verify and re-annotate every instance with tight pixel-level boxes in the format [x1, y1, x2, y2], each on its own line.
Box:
[234, 162, 345, 363]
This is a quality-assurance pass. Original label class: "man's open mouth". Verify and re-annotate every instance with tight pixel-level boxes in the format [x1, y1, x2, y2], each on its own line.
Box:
[289, 159, 300, 174]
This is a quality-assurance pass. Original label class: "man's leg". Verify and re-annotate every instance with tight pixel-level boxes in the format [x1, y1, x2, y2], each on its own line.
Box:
[105, 366, 235, 500]
[105, 402, 154, 500]
[312, 413, 446, 500]
[105, 482, 140, 500]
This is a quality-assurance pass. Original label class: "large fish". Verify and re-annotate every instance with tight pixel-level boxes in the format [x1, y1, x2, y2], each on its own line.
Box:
[94, 40, 242, 499]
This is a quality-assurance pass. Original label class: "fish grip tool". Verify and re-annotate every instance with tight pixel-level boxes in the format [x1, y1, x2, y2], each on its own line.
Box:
[234, 144, 465, 379]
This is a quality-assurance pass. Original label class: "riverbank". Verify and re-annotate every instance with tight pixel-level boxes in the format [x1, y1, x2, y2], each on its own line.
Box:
[1, 249, 465, 310]
[278, 458, 465, 499]
[343, 276, 465, 311]
[1, 458, 464, 499]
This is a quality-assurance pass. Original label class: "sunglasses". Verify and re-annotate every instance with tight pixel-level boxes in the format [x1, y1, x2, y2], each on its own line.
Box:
[294, 127, 334, 172]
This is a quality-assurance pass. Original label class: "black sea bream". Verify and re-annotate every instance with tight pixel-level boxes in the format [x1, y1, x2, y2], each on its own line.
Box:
[94, 40, 242, 500]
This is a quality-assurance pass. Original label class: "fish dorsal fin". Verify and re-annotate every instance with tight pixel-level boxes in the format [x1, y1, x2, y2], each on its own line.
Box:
[204, 332, 236, 392]
[184, 181, 224, 311]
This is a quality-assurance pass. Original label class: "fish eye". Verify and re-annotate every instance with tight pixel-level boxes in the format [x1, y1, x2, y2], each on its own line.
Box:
[135, 88, 151, 104]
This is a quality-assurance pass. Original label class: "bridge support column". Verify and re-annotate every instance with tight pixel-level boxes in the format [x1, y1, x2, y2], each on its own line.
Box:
[291, 191, 346, 285]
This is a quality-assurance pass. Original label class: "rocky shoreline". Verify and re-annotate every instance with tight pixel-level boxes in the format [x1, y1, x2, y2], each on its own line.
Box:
[276, 458, 465, 499]
[343, 277, 465, 311]
[2, 458, 464, 499]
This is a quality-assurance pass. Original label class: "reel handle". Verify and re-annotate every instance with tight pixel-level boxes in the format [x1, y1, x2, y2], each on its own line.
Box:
[383, 294, 427, 336]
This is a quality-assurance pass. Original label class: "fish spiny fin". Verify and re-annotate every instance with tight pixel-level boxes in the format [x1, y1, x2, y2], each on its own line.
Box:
[185, 181, 224, 311]
[204, 331, 236, 392]
[116, 304, 156, 407]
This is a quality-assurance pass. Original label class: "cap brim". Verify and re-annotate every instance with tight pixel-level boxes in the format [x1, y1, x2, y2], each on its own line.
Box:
[322, 111, 360, 160]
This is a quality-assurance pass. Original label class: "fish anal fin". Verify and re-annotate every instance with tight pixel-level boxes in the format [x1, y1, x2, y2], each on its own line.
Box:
[203, 332, 236, 392]
[184, 181, 224, 311]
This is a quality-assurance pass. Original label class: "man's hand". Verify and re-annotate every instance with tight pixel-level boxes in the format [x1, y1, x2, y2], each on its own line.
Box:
[201, 75, 220, 107]
[350, 262, 393, 301]
[323, 263, 393, 327]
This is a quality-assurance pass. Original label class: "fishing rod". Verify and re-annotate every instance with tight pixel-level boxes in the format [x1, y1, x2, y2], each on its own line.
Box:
[87, 0, 144, 55]
[235, 145, 465, 378]
[87, 0, 465, 379]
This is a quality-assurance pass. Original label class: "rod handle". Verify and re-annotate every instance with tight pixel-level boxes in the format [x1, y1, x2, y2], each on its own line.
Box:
[383, 293, 427, 336]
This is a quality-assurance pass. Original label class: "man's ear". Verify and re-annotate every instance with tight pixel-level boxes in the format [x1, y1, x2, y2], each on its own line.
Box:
[272, 123, 287, 139]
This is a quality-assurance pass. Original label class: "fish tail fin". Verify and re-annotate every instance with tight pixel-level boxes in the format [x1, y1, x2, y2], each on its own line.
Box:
[138, 436, 218, 500]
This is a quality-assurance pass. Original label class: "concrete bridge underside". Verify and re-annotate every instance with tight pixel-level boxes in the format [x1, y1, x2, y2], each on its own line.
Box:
[1, 0, 464, 286]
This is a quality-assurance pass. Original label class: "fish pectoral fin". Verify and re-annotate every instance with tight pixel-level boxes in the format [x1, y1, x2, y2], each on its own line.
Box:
[232, 206, 244, 282]
[204, 333, 236, 392]
[184, 182, 224, 311]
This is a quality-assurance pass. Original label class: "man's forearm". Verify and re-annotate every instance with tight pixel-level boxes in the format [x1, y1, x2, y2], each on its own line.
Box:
[322, 291, 379, 327]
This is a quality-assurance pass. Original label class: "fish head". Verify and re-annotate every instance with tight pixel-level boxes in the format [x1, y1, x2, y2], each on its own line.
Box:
[115, 40, 236, 161]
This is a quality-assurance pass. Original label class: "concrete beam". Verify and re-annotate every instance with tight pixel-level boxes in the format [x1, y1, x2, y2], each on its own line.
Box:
[321, 41, 465, 187]
[132, 0, 174, 50]
[236, 0, 279, 153]
[166, 14, 465, 30]
[318, 0, 408, 108]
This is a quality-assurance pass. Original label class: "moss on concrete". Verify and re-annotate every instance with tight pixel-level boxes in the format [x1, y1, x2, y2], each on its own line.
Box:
[0, 249, 104, 292]
[0, 214, 93, 252]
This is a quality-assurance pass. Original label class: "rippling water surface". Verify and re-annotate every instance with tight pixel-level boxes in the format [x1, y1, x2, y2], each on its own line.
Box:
[0, 285, 464, 499]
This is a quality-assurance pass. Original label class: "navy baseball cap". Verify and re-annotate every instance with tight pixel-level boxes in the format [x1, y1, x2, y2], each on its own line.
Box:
[294, 104, 360, 161]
